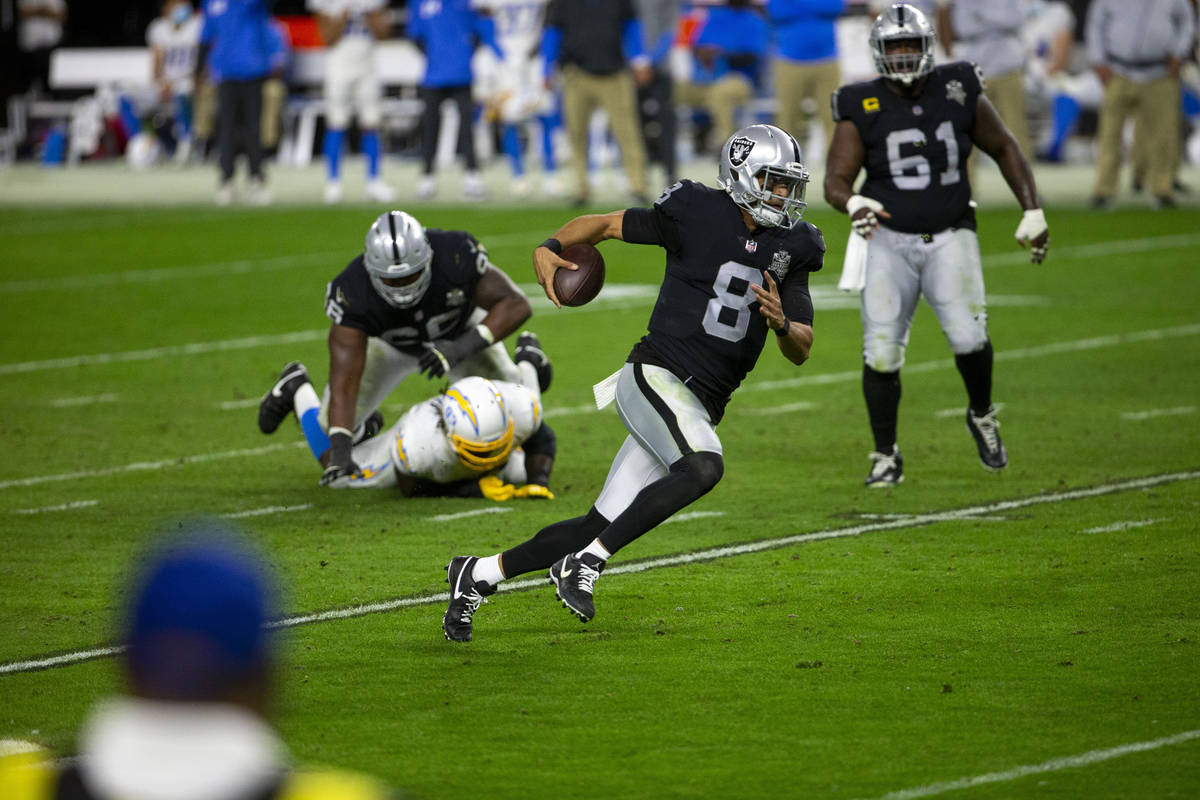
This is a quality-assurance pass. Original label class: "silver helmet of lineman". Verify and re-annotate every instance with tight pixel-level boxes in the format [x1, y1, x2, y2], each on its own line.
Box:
[363, 210, 434, 308]
[870, 3, 936, 85]
[717, 124, 809, 229]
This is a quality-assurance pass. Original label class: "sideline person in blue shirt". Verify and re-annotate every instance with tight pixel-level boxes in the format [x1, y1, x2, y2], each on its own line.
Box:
[409, 0, 503, 201]
[767, 0, 844, 163]
[198, 0, 276, 205]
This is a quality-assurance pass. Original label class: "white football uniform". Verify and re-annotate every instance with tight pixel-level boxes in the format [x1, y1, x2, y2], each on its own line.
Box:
[147, 15, 202, 94]
[342, 378, 544, 489]
[474, 0, 552, 122]
[308, 0, 386, 128]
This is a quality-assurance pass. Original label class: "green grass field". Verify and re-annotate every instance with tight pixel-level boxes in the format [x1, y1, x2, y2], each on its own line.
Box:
[1, 202, 1198, 799]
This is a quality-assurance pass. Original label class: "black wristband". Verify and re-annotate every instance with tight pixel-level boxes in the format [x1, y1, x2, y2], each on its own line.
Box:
[328, 429, 353, 466]
[540, 237, 563, 255]
[775, 318, 791, 337]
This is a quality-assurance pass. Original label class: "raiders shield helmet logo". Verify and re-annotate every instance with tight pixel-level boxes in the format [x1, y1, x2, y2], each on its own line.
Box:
[728, 136, 755, 167]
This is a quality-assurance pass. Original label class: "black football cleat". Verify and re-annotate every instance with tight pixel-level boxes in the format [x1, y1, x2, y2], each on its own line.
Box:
[514, 331, 553, 392]
[443, 556, 496, 642]
[548, 552, 605, 623]
[865, 446, 904, 488]
[257, 362, 309, 434]
[966, 406, 1008, 471]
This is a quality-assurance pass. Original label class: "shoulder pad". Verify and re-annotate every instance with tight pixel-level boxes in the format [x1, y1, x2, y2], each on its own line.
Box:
[654, 179, 722, 219]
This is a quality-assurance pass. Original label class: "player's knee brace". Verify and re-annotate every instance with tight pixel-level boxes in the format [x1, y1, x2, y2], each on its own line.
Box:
[670, 451, 725, 498]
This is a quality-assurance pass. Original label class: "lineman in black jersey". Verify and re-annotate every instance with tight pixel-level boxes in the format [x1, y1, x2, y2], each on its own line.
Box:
[442, 124, 824, 641]
[824, 3, 1050, 487]
[257, 210, 547, 489]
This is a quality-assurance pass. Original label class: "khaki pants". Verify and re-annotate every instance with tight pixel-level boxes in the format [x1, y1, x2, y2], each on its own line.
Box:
[261, 77, 286, 149]
[675, 74, 753, 151]
[985, 70, 1030, 160]
[773, 57, 840, 151]
[1093, 73, 1181, 198]
[561, 65, 648, 199]
[193, 78, 217, 142]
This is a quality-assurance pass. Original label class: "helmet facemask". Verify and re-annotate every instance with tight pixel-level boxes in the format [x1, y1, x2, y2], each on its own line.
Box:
[870, 3, 935, 86]
[363, 211, 433, 308]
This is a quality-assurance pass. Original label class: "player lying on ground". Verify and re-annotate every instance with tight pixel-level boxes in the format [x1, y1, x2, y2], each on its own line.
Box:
[823, 2, 1050, 487]
[257, 210, 536, 490]
[256, 337, 556, 499]
[442, 123, 824, 641]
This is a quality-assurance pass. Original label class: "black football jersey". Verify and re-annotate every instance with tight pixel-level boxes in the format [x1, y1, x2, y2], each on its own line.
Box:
[323, 229, 491, 352]
[624, 180, 825, 418]
[832, 62, 985, 234]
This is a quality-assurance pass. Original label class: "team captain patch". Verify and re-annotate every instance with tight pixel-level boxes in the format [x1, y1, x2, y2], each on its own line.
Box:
[862, 97, 880, 113]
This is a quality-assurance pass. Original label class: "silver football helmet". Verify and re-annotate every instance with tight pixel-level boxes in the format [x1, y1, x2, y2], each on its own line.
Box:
[363, 210, 433, 308]
[717, 124, 809, 229]
[870, 3, 936, 85]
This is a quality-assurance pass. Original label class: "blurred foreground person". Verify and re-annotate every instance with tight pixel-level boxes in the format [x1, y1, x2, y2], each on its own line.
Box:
[0, 525, 395, 800]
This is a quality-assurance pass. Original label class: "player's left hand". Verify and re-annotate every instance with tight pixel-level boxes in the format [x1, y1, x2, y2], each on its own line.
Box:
[478, 475, 515, 501]
[751, 271, 787, 332]
[419, 327, 490, 378]
[1014, 208, 1050, 264]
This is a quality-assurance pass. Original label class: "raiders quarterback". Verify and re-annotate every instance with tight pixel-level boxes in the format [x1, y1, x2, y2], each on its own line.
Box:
[823, 3, 1050, 487]
[257, 210, 540, 488]
[442, 124, 824, 641]
[253, 351, 557, 498]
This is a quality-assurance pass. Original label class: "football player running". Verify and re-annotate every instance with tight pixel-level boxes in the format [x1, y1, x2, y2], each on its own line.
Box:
[823, 3, 1050, 488]
[442, 124, 824, 641]
[257, 210, 543, 489]
[254, 358, 557, 498]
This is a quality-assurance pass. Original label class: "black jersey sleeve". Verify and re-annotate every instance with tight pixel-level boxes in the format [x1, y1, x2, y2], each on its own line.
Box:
[622, 205, 682, 252]
[780, 274, 814, 327]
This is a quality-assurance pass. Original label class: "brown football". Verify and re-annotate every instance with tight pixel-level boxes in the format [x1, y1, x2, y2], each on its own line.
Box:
[553, 243, 606, 307]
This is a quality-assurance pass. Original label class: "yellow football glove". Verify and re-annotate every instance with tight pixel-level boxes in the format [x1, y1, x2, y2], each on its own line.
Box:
[513, 483, 555, 500]
[478, 475, 515, 502]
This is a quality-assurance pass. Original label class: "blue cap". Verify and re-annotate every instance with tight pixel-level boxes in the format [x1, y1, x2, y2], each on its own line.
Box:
[126, 526, 275, 700]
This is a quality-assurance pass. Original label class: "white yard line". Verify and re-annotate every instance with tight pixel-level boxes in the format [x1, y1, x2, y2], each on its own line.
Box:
[429, 507, 513, 522]
[0, 441, 308, 490]
[222, 504, 312, 520]
[217, 398, 263, 410]
[856, 729, 1200, 800]
[742, 401, 818, 416]
[2, 469, 1195, 676]
[662, 510, 727, 525]
[49, 393, 118, 408]
[934, 403, 1005, 419]
[979, 232, 1200, 269]
[12, 500, 98, 515]
[1080, 519, 1162, 534]
[1121, 406, 1196, 421]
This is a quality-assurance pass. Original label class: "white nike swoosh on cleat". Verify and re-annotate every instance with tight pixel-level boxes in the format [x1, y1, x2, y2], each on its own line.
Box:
[451, 562, 470, 600]
[560, 567, 573, 579]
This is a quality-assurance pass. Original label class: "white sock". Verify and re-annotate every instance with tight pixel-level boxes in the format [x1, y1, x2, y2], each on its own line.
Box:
[471, 554, 505, 586]
[578, 539, 611, 562]
[294, 382, 320, 416]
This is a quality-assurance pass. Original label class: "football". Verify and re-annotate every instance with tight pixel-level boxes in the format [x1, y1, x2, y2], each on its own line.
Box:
[553, 243, 606, 307]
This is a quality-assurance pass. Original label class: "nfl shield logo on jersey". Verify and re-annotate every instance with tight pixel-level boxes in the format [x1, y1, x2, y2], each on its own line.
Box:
[745, 239, 758, 253]
[728, 136, 755, 167]
[946, 80, 966, 106]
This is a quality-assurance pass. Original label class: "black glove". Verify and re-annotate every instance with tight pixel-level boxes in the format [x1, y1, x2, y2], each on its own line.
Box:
[419, 327, 490, 379]
[319, 429, 359, 487]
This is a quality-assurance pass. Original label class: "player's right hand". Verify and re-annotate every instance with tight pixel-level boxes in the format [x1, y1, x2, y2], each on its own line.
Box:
[478, 475, 515, 501]
[846, 194, 890, 239]
[533, 245, 576, 309]
[514, 483, 555, 500]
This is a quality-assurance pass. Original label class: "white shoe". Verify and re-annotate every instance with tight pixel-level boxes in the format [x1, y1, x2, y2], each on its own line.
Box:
[323, 180, 343, 204]
[512, 176, 531, 196]
[245, 179, 272, 206]
[174, 138, 192, 165]
[365, 179, 396, 203]
[464, 172, 486, 201]
[216, 182, 234, 206]
[416, 176, 436, 201]
[541, 172, 563, 197]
